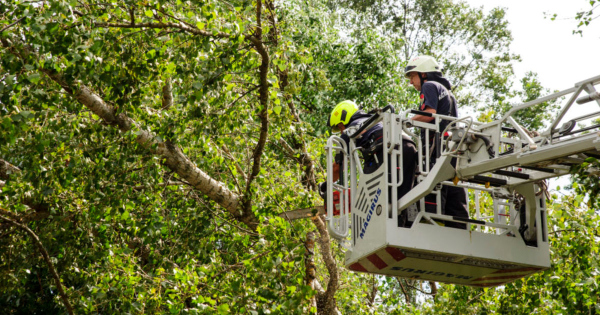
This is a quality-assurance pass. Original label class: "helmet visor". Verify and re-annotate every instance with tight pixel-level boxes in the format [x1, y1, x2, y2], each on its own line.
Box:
[405, 65, 417, 72]
[404, 65, 417, 78]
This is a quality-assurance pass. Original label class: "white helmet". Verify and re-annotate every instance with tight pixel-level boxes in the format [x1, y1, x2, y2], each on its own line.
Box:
[404, 55, 441, 77]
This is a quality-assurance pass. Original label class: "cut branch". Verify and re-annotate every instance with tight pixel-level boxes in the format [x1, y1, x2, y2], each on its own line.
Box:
[0, 213, 74, 315]
[64, 81, 247, 224]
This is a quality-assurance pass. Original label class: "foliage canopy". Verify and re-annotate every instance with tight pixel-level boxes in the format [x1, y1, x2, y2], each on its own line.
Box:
[1, 0, 598, 314]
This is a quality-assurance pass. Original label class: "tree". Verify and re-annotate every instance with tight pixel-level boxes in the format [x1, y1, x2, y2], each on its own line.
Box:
[3, 0, 596, 314]
[477, 71, 561, 131]
[548, 0, 600, 35]
[574, 0, 600, 34]
[328, 0, 520, 108]
[1, 0, 331, 312]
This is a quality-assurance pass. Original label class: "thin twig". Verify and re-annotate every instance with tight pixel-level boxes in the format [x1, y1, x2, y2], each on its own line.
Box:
[396, 277, 411, 305]
[0, 213, 74, 315]
[0, 17, 25, 32]
[94, 21, 231, 38]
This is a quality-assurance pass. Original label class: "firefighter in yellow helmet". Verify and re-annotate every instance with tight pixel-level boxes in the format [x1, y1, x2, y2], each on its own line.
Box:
[320, 101, 418, 225]
[405, 55, 468, 229]
[326, 100, 384, 182]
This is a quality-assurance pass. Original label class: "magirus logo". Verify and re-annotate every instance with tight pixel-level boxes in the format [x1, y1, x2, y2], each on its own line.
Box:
[360, 188, 382, 239]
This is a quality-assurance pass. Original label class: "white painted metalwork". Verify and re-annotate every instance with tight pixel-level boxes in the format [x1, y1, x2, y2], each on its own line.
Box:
[325, 74, 600, 286]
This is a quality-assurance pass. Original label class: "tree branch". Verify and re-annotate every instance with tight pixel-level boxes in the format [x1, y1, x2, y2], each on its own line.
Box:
[0, 17, 25, 33]
[312, 215, 339, 314]
[278, 70, 317, 191]
[0, 213, 74, 315]
[241, 1, 270, 222]
[368, 275, 378, 306]
[161, 78, 173, 110]
[0, 39, 255, 229]
[94, 21, 231, 38]
[0, 158, 21, 180]
[221, 143, 247, 184]
[467, 291, 484, 305]
[304, 231, 318, 310]
[428, 281, 437, 299]
[396, 276, 411, 305]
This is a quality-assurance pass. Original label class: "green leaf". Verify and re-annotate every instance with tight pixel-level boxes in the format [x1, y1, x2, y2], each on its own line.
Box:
[145, 10, 153, 17]
[28, 73, 41, 84]
[42, 187, 54, 196]
[125, 201, 135, 210]
[166, 62, 176, 73]
[273, 106, 282, 115]
[287, 285, 296, 294]
[217, 304, 230, 314]
[121, 211, 130, 220]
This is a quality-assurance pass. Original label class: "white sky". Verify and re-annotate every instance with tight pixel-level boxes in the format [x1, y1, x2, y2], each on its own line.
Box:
[464, 0, 600, 189]
[465, 0, 600, 91]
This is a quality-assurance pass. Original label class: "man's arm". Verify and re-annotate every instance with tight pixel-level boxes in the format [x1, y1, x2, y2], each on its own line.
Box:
[412, 106, 436, 123]
[332, 162, 340, 182]
[412, 84, 439, 123]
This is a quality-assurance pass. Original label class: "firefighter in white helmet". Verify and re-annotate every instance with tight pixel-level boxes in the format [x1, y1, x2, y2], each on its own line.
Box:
[405, 55, 468, 229]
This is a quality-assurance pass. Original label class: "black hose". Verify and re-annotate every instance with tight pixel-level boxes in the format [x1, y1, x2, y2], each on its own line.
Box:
[349, 105, 395, 138]
[381, 105, 395, 114]
[474, 134, 495, 158]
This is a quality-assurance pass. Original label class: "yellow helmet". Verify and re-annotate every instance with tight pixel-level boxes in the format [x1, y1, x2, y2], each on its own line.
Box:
[328, 100, 359, 133]
[404, 55, 441, 77]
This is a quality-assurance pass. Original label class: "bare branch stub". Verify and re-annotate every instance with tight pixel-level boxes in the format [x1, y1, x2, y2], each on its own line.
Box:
[161, 78, 173, 110]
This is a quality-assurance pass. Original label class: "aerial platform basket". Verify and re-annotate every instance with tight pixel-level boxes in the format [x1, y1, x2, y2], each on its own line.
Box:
[325, 74, 600, 286]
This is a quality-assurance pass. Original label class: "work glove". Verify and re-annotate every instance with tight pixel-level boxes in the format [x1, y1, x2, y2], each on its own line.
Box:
[318, 181, 327, 200]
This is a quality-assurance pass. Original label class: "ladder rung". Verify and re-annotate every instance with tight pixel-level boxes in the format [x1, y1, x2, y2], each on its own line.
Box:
[469, 175, 507, 187]
[520, 165, 556, 173]
[493, 170, 530, 179]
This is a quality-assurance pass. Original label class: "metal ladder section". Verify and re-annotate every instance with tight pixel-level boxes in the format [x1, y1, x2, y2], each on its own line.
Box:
[326, 74, 600, 241]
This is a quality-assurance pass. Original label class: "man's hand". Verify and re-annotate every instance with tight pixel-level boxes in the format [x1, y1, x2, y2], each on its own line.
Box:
[318, 182, 327, 199]
[412, 106, 436, 123]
